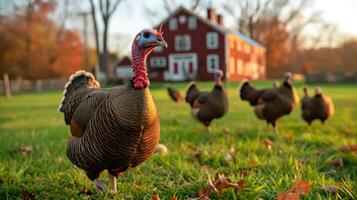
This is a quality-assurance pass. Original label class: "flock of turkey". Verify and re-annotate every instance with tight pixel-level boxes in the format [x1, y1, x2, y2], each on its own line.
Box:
[58, 28, 335, 194]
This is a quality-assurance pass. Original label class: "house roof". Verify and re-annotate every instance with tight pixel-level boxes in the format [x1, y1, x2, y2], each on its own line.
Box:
[156, 6, 265, 49]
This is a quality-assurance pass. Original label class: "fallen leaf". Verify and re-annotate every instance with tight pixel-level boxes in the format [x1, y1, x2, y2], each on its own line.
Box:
[291, 180, 311, 194]
[223, 127, 230, 133]
[329, 158, 344, 170]
[152, 193, 160, 200]
[20, 146, 34, 155]
[339, 144, 357, 153]
[321, 184, 338, 194]
[21, 190, 35, 200]
[316, 150, 327, 157]
[10, 146, 35, 156]
[77, 187, 92, 196]
[191, 170, 244, 199]
[194, 151, 201, 161]
[263, 139, 272, 150]
[277, 192, 300, 200]
[170, 196, 178, 200]
[277, 179, 311, 200]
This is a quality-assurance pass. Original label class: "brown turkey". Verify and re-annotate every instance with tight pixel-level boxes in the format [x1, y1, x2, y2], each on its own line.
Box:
[166, 85, 183, 102]
[239, 73, 299, 132]
[301, 86, 334, 125]
[185, 70, 229, 131]
[58, 28, 167, 193]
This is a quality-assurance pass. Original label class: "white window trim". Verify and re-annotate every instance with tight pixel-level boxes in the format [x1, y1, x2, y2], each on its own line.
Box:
[206, 32, 219, 49]
[169, 18, 177, 31]
[150, 57, 166, 68]
[178, 15, 186, 24]
[207, 54, 219, 73]
[175, 35, 191, 51]
[188, 16, 197, 30]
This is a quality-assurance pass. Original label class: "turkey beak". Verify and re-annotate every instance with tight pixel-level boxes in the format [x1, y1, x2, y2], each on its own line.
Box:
[143, 36, 168, 49]
[156, 35, 168, 48]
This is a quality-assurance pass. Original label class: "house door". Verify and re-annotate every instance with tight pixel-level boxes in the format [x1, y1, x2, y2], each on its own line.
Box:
[166, 53, 197, 81]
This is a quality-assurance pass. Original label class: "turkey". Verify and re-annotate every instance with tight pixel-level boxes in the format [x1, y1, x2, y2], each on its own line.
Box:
[166, 85, 183, 102]
[185, 70, 229, 131]
[301, 86, 334, 125]
[58, 28, 167, 193]
[239, 72, 299, 131]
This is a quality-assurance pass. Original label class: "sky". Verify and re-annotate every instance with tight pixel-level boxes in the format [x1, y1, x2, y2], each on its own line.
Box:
[2, 0, 357, 52]
[108, 0, 357, 37]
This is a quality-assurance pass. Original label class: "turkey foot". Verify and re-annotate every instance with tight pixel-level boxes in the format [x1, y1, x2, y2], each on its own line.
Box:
[205, 126, 212, 133]
[93, 179, 106, 192]
[109, 174, 117, 193]
[273, 126, 279, 134]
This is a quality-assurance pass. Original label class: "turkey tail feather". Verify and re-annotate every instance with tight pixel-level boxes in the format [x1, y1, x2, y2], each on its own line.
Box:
[185, 81, 200, 107]
[58, 70, 100, 112]
[239, 79, 260, 105]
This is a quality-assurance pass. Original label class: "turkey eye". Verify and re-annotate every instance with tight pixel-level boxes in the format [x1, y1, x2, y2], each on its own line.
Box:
[143, 32, 150, 38]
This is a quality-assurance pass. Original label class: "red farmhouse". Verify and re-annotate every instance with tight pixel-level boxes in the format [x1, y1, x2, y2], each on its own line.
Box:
[147, 6, 266, 82]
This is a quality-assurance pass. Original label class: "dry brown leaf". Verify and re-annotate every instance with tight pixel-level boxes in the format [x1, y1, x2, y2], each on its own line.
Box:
[20, 146, 34, 155]
[170, 196, 178, 200]
[321, 184, 338, 194]
[329, 157, 344, 170]
[194, 151, 202, 161]
[10, 146, 35, 156]
[339, 144, 357, 153]
[21, 190, 35, 200]
[152, 193, 160, 200]
[192, 171, 244, 199]
[77, 187, 92, 196]
[263, 139, 273, 150]
[277, 192, 300, 200]
[291, 180, 311, 194]
[277, 179, 311, 200]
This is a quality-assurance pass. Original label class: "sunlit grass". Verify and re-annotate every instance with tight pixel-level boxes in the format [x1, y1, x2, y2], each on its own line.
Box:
[0, 81, 356, 199]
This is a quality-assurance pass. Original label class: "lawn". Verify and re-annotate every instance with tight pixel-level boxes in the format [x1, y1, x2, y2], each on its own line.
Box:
[0, 81, 356, 199]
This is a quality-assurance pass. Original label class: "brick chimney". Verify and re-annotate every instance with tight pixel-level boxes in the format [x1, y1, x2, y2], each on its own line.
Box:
[217, 14, 224, 26]
[207, 8, 216, 23]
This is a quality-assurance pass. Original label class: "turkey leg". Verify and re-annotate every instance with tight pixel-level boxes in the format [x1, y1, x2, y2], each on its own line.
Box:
[109, 174, 117, 193]
[93, 179, 106, 192]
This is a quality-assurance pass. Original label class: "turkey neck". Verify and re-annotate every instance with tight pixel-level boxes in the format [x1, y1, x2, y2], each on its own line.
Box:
[215, 76, 222, 88]
[132, 44, 149, 89]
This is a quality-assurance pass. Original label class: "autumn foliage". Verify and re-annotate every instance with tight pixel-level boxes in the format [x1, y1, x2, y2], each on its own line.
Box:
[0, 0, 83, 79]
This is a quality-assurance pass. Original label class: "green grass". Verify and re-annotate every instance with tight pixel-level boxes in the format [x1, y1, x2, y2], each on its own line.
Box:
[0, 81, 356, 199]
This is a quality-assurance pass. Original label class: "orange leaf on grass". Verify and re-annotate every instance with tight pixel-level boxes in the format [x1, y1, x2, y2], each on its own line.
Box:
[264, 139, 273, 150]
[339, 144, 357, 153]
[277, 192, 300, 200]
[152, 193, 160, 200]
[277, 179, 311, 200]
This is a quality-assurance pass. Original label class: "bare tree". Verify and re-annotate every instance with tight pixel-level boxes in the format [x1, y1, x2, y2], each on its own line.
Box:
[88, 0, 124, 81]
[142, 0, 203, 24]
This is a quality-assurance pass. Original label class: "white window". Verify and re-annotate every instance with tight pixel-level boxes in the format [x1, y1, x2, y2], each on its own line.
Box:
[230, 57, 235, 75]
[178, 15, 186, 24]
[237, 59, 243, 75]
[175, 35, 191, 51]
[207, 54, 219, 73]
[188, 16, 197, 29]
[150, 57, 166, 68]
[169, 18, 177, 31]
[153, 46, 163, 53]
[206, 32, 219, 49]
